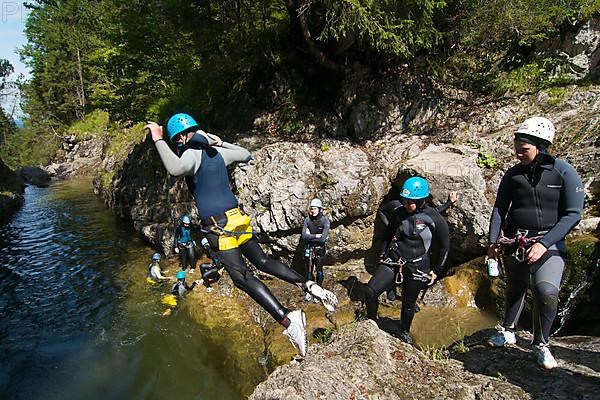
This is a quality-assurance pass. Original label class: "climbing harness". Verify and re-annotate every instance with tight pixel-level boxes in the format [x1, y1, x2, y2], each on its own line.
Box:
[497, 229, 546, 262]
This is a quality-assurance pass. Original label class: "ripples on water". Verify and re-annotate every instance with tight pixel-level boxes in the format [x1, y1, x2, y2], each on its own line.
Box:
[0, 181, 253, 400]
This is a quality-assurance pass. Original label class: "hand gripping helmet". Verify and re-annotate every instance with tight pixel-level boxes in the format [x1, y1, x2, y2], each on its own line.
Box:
[176, 271, 186, 280]
[181, 215, 191, 224]
[310, 198, 323, 208]
[514, 117, 555, 146]
[152, 253, 161, 261]
[166, 113, 199, 141]
[400, 177, 429, 200]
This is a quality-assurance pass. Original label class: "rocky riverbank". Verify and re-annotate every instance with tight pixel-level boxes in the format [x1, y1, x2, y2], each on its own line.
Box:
[250, 320, 600, 400]
[0, 159, 24, 223]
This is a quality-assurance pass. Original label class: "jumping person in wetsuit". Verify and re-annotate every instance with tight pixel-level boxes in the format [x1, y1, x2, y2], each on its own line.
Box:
[174, 214, 197, 273]
[377, 191, 459, 301]
[365, 176, 450, 345]
[147, 252, 169, 284]
[486, 116, 584, 370]
[145, 114, 338, 357]
[301, 198, 330, 301]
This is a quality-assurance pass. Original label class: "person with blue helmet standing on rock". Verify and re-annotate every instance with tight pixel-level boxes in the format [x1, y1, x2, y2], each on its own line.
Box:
[486, 117, 584, 370]
[364, 176, 450, 344]
[174, 214, 197, 273]
[301, 198, 330, 301]
[147, 252, 169, 284]
[145, 113, 338, 357]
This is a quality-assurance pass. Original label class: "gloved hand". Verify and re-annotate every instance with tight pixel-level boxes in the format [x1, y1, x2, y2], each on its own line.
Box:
[174, 247, 179, 254]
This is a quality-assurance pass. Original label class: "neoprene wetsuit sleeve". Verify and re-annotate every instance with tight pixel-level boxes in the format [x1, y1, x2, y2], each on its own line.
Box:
[435, 199, 453, 214]
[538, 160, 584, 248]
[320, 217, 330, 243]
[173, 226, 180, 249]
[381, 213, 398, 255]
[217, 142, 252, 166]
[301, 217, 311, 241]
[155, 140, 198, 176]
[489, 169, 513, 244]
[431, 210, 450, 275]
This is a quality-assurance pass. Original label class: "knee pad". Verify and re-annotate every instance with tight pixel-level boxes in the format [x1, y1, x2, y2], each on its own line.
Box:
[536, 281, 559, 307]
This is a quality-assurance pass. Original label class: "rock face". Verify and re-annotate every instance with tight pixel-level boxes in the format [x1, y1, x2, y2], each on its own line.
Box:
[0, 159, 25, 224]
[250, 320, 529, 400]
[15, 166, 50, 187]
[44, 136, 105, 179]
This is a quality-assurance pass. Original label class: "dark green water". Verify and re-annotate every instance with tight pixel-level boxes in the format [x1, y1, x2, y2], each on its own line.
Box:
[0, 180, 260, 399]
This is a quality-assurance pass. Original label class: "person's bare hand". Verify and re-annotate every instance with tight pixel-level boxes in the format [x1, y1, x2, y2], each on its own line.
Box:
[448, 191, 460, 204]
[145, 121, 163, 142]
[526, 242, 547, 264]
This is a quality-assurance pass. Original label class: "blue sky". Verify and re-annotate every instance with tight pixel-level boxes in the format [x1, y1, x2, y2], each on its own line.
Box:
[1, 2, 31, 116]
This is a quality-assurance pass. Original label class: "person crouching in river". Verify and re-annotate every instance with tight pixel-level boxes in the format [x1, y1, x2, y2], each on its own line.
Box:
[364, 176, 450, 345]
[145, 113, 338, 357]
[486, 117, 584, 370]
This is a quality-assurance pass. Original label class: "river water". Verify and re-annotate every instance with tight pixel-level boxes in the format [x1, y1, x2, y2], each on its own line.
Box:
[0, 180, 261, 400]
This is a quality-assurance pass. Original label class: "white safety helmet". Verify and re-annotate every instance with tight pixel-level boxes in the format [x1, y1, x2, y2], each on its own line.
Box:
[514, 116, 555, 145]
[310, 198, 323, 208]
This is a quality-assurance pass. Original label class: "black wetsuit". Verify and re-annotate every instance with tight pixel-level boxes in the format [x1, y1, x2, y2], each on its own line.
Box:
[376, 198, 453, 298]
[155, 131, 308, 325]
[301, 212, 330, 285]
[489, 153, 584, 344]
[366, 204, 449, 333]
[174, 224, 196, 270]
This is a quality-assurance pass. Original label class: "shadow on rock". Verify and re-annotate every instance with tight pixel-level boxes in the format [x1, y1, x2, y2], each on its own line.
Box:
[449, 329, 600, 400]
[338, 276, 367, 302]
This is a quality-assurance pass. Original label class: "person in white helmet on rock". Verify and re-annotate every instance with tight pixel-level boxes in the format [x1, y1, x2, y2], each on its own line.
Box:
[486, 116, 584, 370]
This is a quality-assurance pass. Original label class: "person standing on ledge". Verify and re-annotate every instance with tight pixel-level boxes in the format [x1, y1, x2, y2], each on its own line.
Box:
[300, 198, 330, 301]
[486, 116, 584, 370]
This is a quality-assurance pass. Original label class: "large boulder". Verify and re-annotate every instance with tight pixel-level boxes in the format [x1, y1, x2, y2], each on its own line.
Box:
[250, 320, 529, 400]
[16, 166, 50, 187]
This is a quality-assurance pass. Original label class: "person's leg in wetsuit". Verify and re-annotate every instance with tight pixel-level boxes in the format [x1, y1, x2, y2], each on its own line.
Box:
[398, 274, 428, 344]
[185, 245, 196, 272]
[530, 253, 564, 345]
[241, 238, 308, 285]
[364, 263, 396, 320]
[206, 233, 289, 322]
[314, 247, 325, 286]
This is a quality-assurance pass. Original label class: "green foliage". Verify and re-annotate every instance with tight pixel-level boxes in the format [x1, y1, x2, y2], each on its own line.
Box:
[444, 0, 599, 94]
[320, 143, 331, 151]
[68, 109, 109, 140]
[313, 326, 337, 344]
[0, 124, 61, 168]
[418, 344, 449, 361]
[476, 152, 499, 169]
[319, 0, 446, 57]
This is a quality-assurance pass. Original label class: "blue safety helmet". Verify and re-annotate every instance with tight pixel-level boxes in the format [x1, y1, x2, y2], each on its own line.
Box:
[166, 113, 199, 140]
[176, 271, 186, 280]
[181, 215, 191, 224]
[400, 177, 429, 200]
[152, 253, 161, 261]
